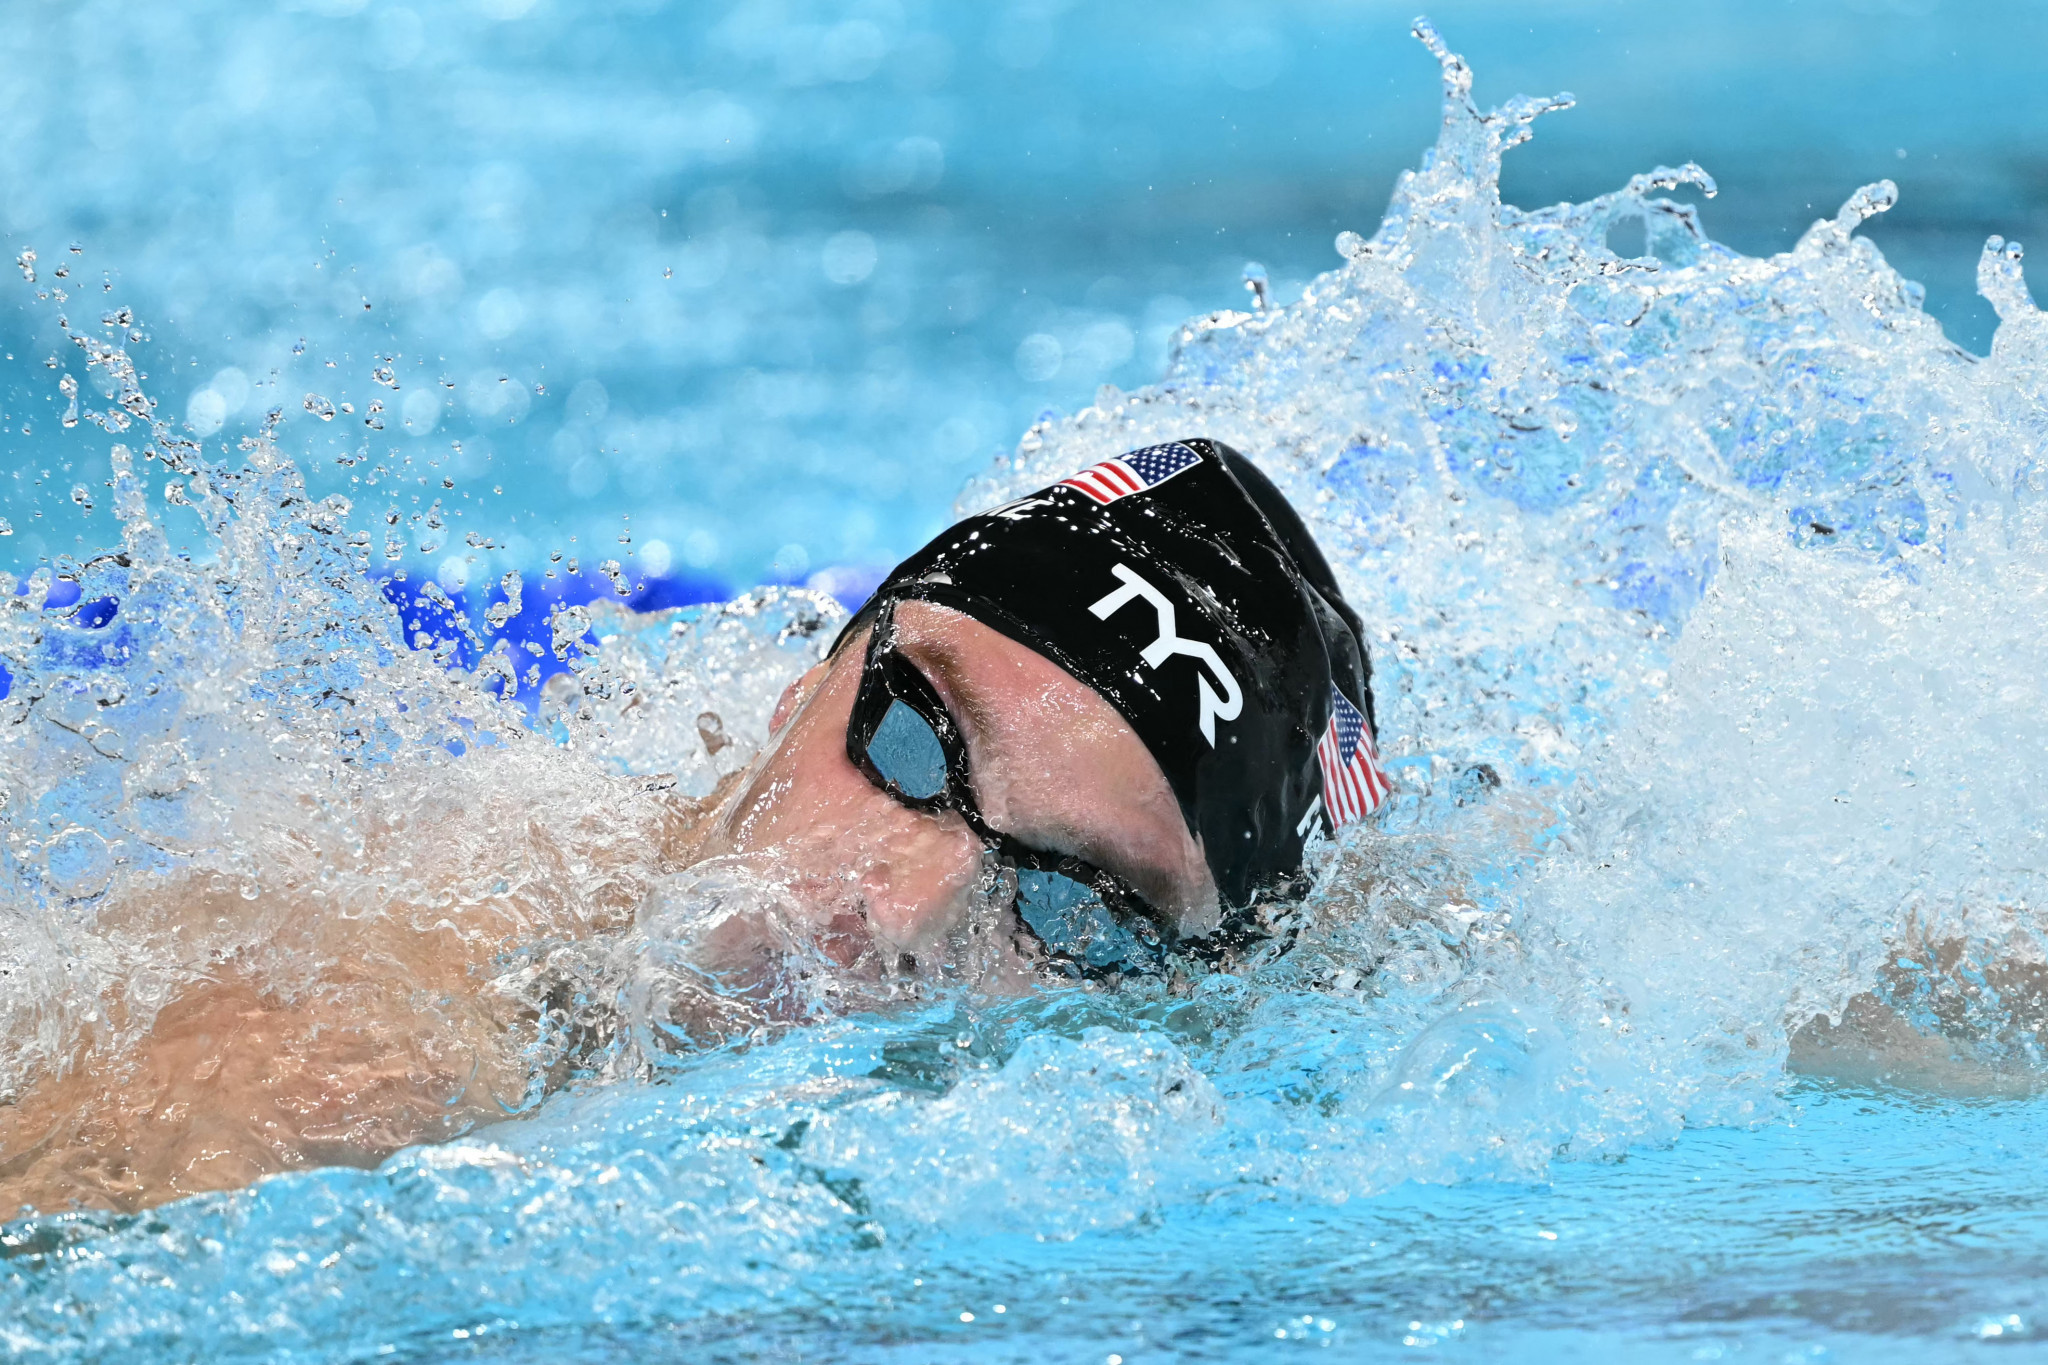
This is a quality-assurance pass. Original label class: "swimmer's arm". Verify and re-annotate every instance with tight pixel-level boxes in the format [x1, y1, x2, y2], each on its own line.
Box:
[0, 776, 727, 1220]
[0, 968, 525, 1220]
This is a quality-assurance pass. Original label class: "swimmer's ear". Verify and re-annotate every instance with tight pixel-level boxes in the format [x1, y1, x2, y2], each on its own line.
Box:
[770, 662, 828, 735]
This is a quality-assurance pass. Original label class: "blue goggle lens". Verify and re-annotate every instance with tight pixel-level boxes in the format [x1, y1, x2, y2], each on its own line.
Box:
[1014, 867, 1155, 970]
[867, 698, 949, 801]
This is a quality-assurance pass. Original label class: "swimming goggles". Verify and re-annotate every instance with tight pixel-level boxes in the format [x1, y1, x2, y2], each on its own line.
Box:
[844, 599, 1169, 975]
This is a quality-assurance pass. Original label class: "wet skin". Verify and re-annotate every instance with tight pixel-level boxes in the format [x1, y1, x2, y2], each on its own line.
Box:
[711, 600, 1220, 955]
[0, 602, 1212, 1219]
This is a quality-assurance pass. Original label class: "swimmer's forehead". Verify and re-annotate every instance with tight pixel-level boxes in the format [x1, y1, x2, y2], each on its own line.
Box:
[889, 600, 1096, 725]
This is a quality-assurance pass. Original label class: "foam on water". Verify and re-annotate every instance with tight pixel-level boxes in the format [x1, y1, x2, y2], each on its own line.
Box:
[4, 21, 2048, 1359]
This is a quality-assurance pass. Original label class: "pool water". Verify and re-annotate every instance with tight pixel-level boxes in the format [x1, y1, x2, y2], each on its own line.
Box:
[10, 1066, 2046, 1362]
[5, 9, 2048, 1364]
[1, 0, 2043, 585]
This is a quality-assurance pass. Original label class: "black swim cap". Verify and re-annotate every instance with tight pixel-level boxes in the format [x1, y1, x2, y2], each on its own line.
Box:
[840, 438, 1389, 913]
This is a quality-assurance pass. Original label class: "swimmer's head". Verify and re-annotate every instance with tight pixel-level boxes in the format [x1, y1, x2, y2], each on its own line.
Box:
[836, 438, 1388, 919]
[718, 438, 1387, 974]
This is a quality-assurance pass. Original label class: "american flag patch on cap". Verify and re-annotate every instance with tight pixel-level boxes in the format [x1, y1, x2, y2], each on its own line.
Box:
[1316, 687, 1391, 825]
[1061, 441, 1203, 505]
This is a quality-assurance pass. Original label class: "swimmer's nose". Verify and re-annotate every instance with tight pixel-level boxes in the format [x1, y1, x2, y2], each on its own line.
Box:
[790, 804, 986, 952]
[861, 839, 986, 951]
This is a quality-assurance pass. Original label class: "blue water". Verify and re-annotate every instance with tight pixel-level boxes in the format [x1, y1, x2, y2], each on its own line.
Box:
[8, 1070, 2048, 1362]
[6, 5, 2048, 1363]
[0, 0, 2044, 586]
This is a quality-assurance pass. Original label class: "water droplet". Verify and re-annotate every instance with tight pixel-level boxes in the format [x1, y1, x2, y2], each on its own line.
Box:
[373, 364, 398, 388]
[1335, 230, 1366, 259]
[1242, 261, 1270, 310]
[484, 570, 524, 630]
[15, 248, 35, 282]
[549, 602, 592, 660]
[304, 393, 337, 421]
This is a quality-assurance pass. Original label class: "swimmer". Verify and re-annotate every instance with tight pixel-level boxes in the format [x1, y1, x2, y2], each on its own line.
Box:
[0, 438, 1392, 1218]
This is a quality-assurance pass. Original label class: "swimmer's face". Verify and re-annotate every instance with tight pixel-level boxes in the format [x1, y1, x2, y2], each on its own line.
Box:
[713, 600, 1219, 956]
